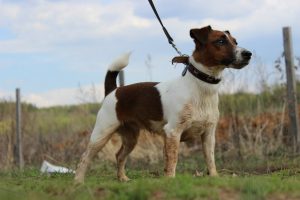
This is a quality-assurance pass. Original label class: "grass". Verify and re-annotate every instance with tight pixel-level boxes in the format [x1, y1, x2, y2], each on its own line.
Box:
[0, 156, 300, 200]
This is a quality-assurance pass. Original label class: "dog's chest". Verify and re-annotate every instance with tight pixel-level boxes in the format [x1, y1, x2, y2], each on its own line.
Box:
[189, 95, 219, 123]
[179, 97, 219, 141]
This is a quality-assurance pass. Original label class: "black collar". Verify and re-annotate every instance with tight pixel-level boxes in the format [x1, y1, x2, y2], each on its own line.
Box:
[182, 63, 221, 84]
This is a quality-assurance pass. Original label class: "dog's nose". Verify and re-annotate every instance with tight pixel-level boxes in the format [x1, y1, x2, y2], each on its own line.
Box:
[241, 50, 252, 60]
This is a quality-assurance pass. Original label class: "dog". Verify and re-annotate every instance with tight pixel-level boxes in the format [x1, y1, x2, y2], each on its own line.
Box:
[74, 25, 252, 183]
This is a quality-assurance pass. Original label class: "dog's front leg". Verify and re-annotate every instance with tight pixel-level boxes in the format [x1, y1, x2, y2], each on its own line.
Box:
[201, 125, 218, 177]
[164, 134, 181, 177]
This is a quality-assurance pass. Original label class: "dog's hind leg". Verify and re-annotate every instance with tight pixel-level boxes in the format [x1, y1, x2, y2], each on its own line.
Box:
[74, 126, 117, 184]
[115, 123, 139, 182]
[75, 92, 120, 184]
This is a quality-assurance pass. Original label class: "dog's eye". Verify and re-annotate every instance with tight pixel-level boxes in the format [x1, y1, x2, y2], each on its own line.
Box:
[215, 39, 227, 45]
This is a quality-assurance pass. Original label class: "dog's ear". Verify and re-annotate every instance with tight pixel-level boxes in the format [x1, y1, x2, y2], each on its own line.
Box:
[190, 25, 212, 45]
[225, 30, 230, 35]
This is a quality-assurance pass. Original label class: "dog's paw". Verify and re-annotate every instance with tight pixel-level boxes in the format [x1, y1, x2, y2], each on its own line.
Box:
[209, 172, 219, 177]
[74, 174, 85, 185]
[118, 175, 131, 182]
[164, 172, 176, 178]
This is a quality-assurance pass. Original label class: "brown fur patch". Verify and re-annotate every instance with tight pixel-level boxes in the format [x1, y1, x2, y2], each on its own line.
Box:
[115, 82, 163, 129]
[116, 122, 140, 181]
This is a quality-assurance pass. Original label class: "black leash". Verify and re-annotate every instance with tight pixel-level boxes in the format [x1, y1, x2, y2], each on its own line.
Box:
[148, 0, 183, 56]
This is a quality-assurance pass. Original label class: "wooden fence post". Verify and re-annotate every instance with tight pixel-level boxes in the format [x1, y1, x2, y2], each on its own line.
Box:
[119, 70, 125, 87]
[15, 88, 24, 169]
[283, 27, 300, 153]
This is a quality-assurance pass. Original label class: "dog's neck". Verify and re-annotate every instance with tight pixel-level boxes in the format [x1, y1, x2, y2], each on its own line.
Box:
[183, 56, 224, 94]
[188, 56, 224, 79]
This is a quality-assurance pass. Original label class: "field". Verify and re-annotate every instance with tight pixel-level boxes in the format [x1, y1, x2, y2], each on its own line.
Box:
[1, 83, 300, 199]
[1, 155, 300, 200]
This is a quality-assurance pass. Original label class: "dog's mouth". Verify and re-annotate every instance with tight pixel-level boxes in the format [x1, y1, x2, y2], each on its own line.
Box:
[222, 58, 249, 69]
[229, 59, 250, 69]
[221, 58, 235, 66]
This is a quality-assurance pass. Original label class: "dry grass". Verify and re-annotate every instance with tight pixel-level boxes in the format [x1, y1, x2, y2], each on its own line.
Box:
[0, 97, 297, 170]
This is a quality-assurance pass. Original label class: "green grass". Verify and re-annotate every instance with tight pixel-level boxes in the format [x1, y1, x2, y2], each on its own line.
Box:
[1, 159, 300, 200]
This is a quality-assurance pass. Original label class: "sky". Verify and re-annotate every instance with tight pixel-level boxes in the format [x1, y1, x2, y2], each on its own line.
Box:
[0, 0, 299, 107]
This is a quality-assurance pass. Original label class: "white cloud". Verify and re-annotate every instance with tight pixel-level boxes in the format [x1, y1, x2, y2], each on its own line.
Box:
[0, 90, 9, 98]
[0, 0, 156, 53]
[133, 0, 262, 20]
[24, 84, 104, 107]
[0, 89, 15, 102]
[162, 0, 299, 42]
[199, 0, 299, 38]
[0, 84, 104, 107]
[0, 0, 298, 53]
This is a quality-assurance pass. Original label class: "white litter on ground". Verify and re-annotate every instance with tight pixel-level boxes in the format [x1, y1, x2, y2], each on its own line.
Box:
[40, 160, 75, 174]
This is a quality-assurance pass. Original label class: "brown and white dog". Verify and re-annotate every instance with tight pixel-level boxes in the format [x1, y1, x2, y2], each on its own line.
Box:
[74, 25, 252, 183]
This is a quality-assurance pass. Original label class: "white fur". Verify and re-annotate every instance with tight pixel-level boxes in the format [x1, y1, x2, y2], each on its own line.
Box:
[234, 46, 247, 62]
[156, 56, 222, 137]
[108, 52, 131, 71]
[155, 56, 221, 176]
[90, 90, 120, 143]
[156, 57, 219, 176]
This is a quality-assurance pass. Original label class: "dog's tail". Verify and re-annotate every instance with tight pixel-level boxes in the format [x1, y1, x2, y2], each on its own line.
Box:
[104, 52, 131, 96]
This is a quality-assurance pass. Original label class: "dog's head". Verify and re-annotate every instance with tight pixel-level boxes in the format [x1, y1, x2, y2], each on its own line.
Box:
[190, 25, 252, 69]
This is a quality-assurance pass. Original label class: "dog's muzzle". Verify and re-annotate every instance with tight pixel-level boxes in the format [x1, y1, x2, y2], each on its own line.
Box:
[228, 47, 252, 69]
